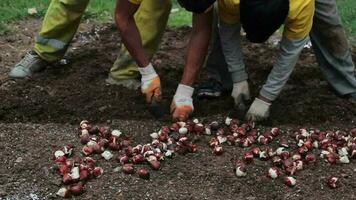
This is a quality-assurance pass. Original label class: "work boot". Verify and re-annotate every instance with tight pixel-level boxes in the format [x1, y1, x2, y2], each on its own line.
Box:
[105, 76, 140, 90]
[9, 51, 48, 78]
[197, 78, 231, 99]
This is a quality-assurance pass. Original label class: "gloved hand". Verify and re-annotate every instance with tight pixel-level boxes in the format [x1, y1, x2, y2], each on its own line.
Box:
[245, 97, 271, 122]
[138, 63, 162, 103]
[171, 84, 194, 121]
[231, 80, 250, 109]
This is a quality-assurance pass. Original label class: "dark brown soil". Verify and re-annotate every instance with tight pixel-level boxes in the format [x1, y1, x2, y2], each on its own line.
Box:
[0, 19, 355, 200]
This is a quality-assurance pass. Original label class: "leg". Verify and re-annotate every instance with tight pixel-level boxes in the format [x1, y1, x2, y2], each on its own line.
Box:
[34, 0, 90, 62]
[197, 7, 232, 98]
[9, 0, 89, 78]
[109, 0, 172, 83]
[205, 8, 232, 90]
[311, 0, 356, 96]
[205, 31, 233, 91]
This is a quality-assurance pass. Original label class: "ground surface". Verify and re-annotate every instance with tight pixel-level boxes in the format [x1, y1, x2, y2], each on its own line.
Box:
[0, 19, 356, 200]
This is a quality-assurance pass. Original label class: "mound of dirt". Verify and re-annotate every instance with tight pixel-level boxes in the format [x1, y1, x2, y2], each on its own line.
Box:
[1, 20, 355, 126]
[0, 19, 355, 200]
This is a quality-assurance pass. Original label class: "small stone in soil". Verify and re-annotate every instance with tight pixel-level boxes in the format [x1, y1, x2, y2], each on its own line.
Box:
[113, 167, 121, 172]
[15, 157, 23, 163]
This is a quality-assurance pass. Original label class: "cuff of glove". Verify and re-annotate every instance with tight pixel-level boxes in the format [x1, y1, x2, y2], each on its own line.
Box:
[138, 63, 157, 81]
[233, 80, 249, 89]
[255, 97, 272, 106]
[231, 70, 248, 84]
[175, 84, 194, 98]
[259, 88, 277, 102]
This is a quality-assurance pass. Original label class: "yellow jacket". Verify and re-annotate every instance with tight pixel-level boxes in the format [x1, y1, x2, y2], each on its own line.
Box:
[218, 0, 314, 40]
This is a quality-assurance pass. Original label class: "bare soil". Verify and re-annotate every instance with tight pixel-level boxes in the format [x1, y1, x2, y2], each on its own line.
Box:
[0, 19, 355, 200]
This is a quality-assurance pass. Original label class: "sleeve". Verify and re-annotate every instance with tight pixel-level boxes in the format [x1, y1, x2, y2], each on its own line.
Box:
[259, 36, 309, 101]
[283, 0, 315, 40]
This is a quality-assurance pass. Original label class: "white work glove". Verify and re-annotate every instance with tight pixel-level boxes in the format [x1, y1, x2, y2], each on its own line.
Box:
[171, 84, 194, 121]
[138, 63, 162, 103]
[245, 98, 271, 122]
[231, 80, 250, 109]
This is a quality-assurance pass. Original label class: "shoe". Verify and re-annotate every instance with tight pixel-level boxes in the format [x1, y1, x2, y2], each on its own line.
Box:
[9, 51, 48, 78]
[197, 79, 226, 98]
[105, 76, 140, 90]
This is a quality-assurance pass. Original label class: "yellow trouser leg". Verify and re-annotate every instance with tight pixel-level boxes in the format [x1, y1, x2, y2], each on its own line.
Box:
[109, 0, 172, 80]
[34, 0, 89, 62]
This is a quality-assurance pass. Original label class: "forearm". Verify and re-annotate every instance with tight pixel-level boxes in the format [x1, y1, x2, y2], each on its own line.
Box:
[260, 36, 309, 101]
[115, 0, 149, 68]
[181, 12, 213, 86]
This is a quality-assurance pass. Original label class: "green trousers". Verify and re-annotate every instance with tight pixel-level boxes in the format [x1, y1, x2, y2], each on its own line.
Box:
[34, 0, 171, 80]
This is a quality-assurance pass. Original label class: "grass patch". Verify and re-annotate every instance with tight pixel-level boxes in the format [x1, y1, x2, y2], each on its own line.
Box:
[0, 0, 49, 22]
[168, 9, 191, 27]
[0, 0, 190, 27]
[85, 0, 115, 21]
[337, 0, 356, 42]
[168, 3, 191, 27]
[0, 22, 11, 35]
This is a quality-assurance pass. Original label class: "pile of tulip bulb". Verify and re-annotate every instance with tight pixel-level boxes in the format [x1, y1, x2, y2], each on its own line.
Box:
[207, 118, 355, 188]
[54, 120, 198, 197]
[53, 145, 103, 197]
[53, 119, 356, 197]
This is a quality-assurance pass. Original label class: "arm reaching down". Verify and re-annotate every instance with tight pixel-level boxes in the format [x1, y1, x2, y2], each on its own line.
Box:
[115, 0, 148, 67]
[171, 11, 213, 121]
[259, 37, 310, 101]
[246, 36, 310, 121]
[180, 12, 213, 86]
[115, 0, 161, 103]
[218, 21, 250, 109]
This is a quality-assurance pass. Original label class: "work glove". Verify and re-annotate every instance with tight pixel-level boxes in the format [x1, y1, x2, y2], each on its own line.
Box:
[171, 84, 194, 121]
[231, 80, 250, 109]
[138, 63, 162, 103]
[245, 98, 271, 122]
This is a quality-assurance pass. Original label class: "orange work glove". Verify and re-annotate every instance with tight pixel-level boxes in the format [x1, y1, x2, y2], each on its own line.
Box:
[170, 84, 194, 121]
[139, 63, 162, 103]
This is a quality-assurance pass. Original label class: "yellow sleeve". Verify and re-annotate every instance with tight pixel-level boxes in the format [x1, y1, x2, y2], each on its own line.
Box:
[128, 0, 142, 5]
[284, 0, 315, 40]
[218, 0, 240, 24]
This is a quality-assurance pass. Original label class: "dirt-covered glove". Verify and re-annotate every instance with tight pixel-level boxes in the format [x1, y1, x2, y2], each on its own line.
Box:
[138, 63, 162, 103]
[171, 84, 194, 121]
[245, 98, 271, 122]
[231, 80, 250, 108]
